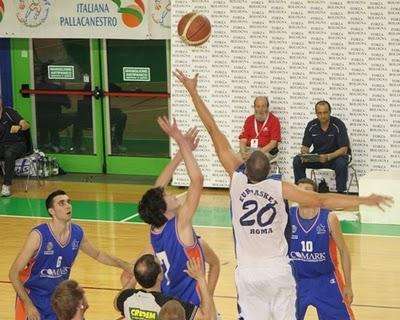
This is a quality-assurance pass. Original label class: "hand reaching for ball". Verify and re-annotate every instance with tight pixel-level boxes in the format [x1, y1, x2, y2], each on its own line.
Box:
[173, 69, 198, 94]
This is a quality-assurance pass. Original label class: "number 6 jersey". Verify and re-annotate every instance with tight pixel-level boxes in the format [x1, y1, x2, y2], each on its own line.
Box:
[230, 169, 289, 267]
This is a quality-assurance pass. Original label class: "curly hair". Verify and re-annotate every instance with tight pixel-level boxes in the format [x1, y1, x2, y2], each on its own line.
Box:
[138, 187, 168, 228]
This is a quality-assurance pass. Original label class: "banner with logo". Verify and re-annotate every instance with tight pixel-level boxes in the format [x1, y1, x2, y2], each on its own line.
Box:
[0, 0, 171, 39]
[171, 0, 400, 189]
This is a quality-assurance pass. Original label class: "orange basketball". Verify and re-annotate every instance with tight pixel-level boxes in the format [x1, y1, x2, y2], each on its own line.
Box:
[178, 12, 211, 46]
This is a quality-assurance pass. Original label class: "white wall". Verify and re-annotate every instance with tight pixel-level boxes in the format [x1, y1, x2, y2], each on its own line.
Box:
[171, 1, 400, 188]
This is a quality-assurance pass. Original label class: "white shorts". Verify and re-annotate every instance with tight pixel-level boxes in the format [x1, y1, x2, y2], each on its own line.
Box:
[235, 261, 296, 320]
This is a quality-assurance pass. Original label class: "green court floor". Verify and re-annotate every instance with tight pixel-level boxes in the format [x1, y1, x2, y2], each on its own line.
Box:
[0, 196, 399, 236]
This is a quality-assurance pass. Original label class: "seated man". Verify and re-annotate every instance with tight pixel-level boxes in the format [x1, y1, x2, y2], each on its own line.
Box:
[51, 279, 89, 320]
[293, 100, 350, 193]
[115, 255, 216, 320]
[239, 96, 281, 160]
[35, 64, 75, 152]
[72, 83, 127, 153]
[0, 96, 30, 196]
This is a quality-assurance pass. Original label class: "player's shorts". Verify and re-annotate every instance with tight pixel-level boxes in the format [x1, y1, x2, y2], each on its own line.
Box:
[235, 258, 296, 320]
[296, 272, 355, 320]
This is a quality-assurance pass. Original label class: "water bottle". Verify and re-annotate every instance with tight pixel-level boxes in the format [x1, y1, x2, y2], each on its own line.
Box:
[37, 157, 43, 177]
[43, 157, 49, 177]
[52, 158, 59, 176]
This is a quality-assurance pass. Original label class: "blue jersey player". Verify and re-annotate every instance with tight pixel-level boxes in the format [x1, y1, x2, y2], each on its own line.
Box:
[138, 117, 211, 307]
[289, 178, 355, 320]
[9, 190, 132, 320]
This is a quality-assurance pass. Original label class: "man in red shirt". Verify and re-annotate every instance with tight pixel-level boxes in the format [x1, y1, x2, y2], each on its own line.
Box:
[239, 96, 281, 160]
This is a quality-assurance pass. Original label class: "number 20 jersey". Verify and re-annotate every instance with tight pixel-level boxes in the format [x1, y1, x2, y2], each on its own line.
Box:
[230, 169, 289, 267]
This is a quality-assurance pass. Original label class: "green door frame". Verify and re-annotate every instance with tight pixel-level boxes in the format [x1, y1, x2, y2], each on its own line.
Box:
[10, 38, 170, 176]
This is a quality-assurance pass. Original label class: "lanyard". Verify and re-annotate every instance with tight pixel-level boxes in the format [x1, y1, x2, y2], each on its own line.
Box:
[254, 114, 269, 138]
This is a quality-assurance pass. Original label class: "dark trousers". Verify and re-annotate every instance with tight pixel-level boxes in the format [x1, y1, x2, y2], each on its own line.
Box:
[37, 113, 75, 146]
[72, 108, 127, 148]
[111, 108, 127, 146]
[0, 142, 27, 185]
[293, 155, 349, 192]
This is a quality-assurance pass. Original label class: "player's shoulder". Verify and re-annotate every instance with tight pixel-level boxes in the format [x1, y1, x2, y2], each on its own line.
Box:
[266, 173, 282, 181]
[71, 223, 84, 233]
[288, 206, 298, 216]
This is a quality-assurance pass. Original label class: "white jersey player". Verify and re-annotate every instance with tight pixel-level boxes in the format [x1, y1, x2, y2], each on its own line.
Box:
[173, 69, 392, 320]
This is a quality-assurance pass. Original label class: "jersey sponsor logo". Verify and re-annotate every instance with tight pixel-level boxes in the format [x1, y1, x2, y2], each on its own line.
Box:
[72, 239, 80, 250]
[290, 251, 327, 262]
[44, 242, 54, 255]
[128, 307, 157, 319]
[292, 225, 297, 234]
[330, 278, 336, 284]
[40, 266, 70, 278]
[316, 224, 326, 235]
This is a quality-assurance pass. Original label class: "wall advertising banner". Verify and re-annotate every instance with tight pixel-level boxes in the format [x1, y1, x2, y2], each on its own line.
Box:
[0, 0, 171, 39]
[171, 1, 400, 189]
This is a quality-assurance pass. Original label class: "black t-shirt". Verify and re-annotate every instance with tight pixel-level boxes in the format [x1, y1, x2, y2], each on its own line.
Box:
[0, 107, 24, 143]
[116, 289, 198, 320]
[302, 116, 350, 155]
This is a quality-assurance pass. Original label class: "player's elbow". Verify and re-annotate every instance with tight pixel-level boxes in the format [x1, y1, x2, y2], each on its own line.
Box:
[8, 266, 17, 283]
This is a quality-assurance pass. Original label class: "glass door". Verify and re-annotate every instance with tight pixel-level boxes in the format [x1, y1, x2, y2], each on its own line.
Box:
[31, 38, 104, 172]
[27, 38, 170, 175]
[103, 39, 170, 175]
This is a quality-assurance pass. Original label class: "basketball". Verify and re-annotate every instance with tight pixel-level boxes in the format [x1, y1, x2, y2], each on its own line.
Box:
[177, 12, 211, 46]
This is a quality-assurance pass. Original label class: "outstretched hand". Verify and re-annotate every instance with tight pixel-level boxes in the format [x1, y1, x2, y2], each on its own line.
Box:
[184, 257, 205, 281]
[157, 116, 184, 142]
[173, 69, 199, 94]
[184, 127, 200, 151]
[363, 194, 394, 212]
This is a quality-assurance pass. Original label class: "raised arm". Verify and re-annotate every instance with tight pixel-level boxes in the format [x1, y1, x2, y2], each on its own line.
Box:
[282, 181, 393, 211]
[157, 116, 203, 244]
[174, 69, 243, 177]
[155, 127, 199, 188]
[9, 231, 41, 320]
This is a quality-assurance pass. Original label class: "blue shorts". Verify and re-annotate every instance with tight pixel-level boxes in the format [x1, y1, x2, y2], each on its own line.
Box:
[296, 272, 354, 320]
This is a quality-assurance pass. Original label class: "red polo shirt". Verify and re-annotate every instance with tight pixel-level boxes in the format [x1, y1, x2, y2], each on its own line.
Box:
[239, 113, 281, 147]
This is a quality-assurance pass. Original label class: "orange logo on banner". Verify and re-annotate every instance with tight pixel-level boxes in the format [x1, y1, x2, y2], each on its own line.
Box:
[112, 0, 145, 28]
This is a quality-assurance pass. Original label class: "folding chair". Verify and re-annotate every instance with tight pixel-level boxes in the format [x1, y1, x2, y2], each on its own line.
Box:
[310, 158, 359, 194]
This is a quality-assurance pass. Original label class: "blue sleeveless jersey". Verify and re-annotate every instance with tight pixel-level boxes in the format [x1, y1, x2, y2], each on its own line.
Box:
[20, 223, 84, 319]
[150, 217, 204, 306]
[289, 207, 339, 279]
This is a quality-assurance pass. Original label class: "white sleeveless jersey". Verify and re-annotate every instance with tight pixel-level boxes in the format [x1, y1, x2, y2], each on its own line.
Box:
[230, 170, 289, 267]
